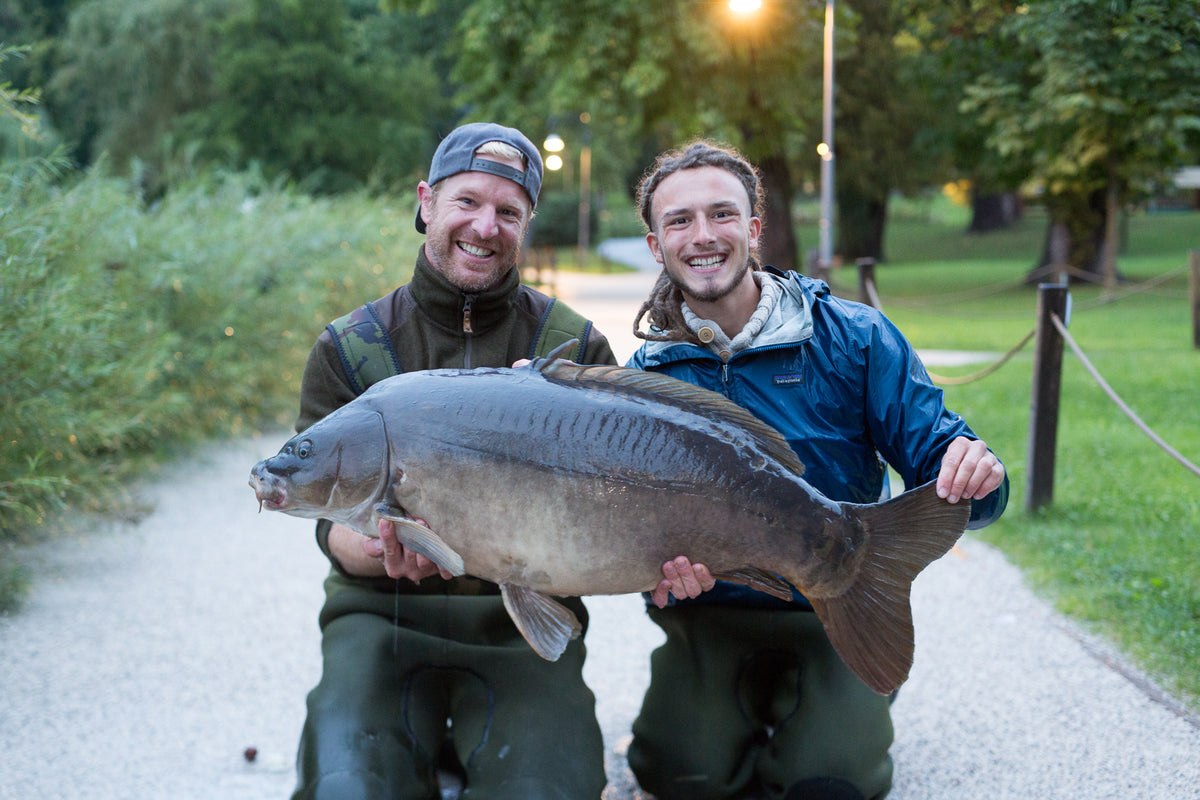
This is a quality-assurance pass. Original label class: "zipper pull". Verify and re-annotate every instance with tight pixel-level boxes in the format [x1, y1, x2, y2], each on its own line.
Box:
[462, 296, 474, 333]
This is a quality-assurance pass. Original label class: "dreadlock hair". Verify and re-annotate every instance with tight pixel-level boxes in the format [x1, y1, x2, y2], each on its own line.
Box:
[632, 141, 765, 343]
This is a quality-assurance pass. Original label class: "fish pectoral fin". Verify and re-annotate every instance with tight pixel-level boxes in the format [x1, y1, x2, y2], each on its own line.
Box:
[500, 584, 582, 662]
[373, 504, 466, 577]
[710, 568, 795, 602]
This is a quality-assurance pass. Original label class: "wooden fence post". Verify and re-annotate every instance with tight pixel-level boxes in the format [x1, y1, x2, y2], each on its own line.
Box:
[1026, 283, 1070, 512]
[1190, 250, 1199, 350]
[856, 258, 878, 308]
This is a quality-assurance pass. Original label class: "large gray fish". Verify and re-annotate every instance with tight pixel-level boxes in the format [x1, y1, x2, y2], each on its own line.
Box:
[250, 351, 970, 694]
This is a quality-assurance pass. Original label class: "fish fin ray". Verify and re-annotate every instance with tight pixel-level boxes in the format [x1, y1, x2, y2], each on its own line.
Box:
[500, 584, 582, 661]
[538, 363, 805, 476]
[710, 567, 795, 602]
[373, 505, 467, 577]
[810, 480, 970, 695]
[531, 338, 580, 368]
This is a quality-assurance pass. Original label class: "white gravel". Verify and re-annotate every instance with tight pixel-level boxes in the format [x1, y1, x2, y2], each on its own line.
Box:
[3, 244, 1197, 799]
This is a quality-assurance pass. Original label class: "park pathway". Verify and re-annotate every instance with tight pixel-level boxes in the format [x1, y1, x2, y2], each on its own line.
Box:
[1, 241, 1198, 800]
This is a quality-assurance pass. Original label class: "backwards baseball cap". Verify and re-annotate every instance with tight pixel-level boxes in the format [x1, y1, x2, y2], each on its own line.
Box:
[415, 122, 543, 233]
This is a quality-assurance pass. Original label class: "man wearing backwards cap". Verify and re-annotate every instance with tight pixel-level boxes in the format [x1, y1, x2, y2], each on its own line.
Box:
[290, 122, 616, 799]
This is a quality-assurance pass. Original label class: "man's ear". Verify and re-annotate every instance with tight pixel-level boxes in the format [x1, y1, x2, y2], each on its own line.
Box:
[417, 181, 434, 228]
[646, 230, 665, 264]
[748, 216, 762, 251]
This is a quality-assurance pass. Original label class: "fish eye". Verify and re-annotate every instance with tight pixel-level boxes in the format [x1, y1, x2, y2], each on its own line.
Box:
[297, 440, 313, 459]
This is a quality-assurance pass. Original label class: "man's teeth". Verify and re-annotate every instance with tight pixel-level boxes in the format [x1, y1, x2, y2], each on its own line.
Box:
[459, 242, 494, 257]
[689, 255, 724, 268]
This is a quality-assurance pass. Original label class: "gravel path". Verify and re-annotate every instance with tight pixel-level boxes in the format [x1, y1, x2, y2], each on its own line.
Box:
[3, 242, 1198, 799]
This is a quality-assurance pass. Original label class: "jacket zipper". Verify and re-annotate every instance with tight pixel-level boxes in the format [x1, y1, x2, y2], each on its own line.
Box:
[462, 295, 475, 368]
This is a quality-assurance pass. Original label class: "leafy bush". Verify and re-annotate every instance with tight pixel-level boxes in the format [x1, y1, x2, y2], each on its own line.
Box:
[1, 162, 422, 539]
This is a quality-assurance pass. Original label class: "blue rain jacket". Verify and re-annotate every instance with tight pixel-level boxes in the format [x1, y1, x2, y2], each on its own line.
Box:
[628, 267, 1009, 609]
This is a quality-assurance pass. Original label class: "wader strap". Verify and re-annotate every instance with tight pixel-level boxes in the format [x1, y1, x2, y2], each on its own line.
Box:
[326, 303, 403, 395]
[530, 298, 592, 361]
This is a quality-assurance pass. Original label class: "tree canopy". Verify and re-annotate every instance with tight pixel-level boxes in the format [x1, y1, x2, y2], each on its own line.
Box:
[2, 0, 1197, 271]
[962, 0, 1200, 276]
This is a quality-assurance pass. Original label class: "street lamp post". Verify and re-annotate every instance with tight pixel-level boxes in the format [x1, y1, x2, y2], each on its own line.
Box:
[544, 116, 593, 270]
[819, 0, 835, 271]
[576, 113, 592, 270]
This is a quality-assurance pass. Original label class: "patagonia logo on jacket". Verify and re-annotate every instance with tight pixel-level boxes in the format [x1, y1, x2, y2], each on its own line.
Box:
[773, 372, 805, 386]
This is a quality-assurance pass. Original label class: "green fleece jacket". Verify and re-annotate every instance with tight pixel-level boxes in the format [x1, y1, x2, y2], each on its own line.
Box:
[296, 246, 616, 594]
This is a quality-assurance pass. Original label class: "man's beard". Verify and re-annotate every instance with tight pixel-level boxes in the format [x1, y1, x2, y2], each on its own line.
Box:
[668, 261, 752, 304]
[423, 214, 522, 292]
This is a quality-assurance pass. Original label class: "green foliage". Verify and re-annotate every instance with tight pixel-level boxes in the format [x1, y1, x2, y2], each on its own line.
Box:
[37, 0, 455, 193]
[962, 0, 1200, 216]
[427, 0, 827, 267]
[0, 551, 30, 615]
[189, 0, 447, 193]
[0, 162, 423, 543]
[903, 0, 1029, 195]
[0, 44, 42, 146]
[47, 0, 226, 174]
[527, 190, 598, 247]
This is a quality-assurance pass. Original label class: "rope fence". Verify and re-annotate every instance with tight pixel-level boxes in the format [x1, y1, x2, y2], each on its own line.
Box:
[839, 260, 1193, 320]
[1049, 312, 1200, 480]
[924, 329, 1035, 386]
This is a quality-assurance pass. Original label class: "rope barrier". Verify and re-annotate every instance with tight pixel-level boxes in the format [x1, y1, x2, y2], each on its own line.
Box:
[1070, 265, 1190, 311]
[1049, 312, 1200, 480]
[925, 328, 1036, 386]
[844, 263, 1190, 319]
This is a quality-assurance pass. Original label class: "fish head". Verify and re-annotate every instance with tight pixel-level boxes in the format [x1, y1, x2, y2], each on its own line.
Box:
[248, 404, 389, 532]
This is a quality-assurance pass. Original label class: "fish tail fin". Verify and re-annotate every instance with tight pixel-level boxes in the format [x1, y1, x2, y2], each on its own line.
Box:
[809, 480, 970, 695]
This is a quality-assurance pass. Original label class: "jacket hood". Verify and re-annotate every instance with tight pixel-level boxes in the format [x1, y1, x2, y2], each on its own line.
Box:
[636, 268, 819, 366]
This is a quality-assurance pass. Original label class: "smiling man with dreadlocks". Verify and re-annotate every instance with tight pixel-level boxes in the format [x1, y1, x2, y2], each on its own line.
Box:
[625, 140, 1010, 800]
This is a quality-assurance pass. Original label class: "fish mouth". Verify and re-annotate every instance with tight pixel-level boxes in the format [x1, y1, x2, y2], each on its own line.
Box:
[248, 472, 287, 512]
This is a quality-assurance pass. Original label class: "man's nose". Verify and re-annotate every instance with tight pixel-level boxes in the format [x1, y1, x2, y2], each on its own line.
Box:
[692, 215, 716, 244]
[471, 206, 500, 239]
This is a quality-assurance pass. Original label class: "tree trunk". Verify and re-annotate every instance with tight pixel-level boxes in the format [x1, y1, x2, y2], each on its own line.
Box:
[757, 153, 799, 271]
[1101, 171, 1120, 296]
[836, 181, 887, 263]
[968, 191, 1022, 233]
[1030, 189, 1113, 284]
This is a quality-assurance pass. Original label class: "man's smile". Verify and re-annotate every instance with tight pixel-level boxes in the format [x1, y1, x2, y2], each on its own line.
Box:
[687, 254, 727, 272]
[458, 241, 496, 258]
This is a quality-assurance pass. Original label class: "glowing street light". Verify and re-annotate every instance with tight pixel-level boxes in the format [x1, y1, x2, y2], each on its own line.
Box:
[545, 154, 564, 171]
[543, 133, 565, 153]
[729, 0, 762, 12]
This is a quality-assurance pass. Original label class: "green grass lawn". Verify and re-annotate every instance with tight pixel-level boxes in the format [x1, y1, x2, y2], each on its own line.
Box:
[807, 199, 1200, 710]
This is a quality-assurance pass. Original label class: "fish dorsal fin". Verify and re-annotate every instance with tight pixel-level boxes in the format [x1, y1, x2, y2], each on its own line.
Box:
[538, 361, 806, 477]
